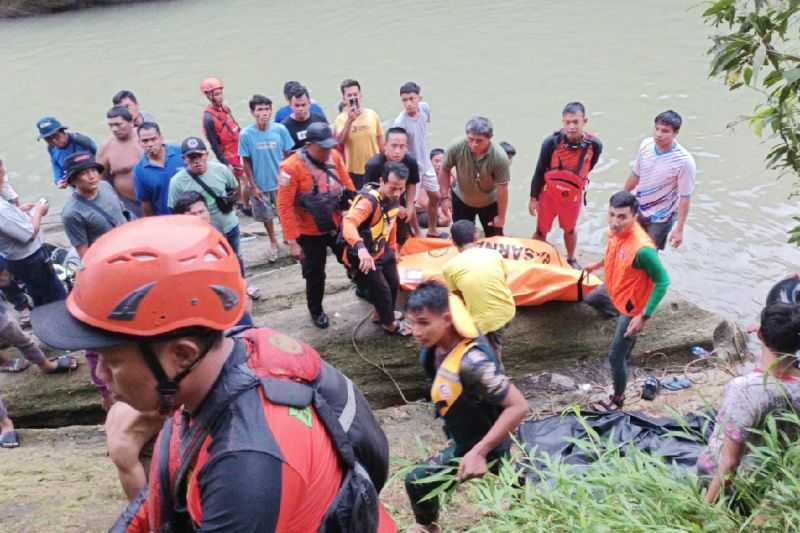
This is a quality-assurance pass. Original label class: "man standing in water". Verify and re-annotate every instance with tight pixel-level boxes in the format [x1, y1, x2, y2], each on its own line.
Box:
[529, 102, 603, 269]
[584, 191, 670, 410]
[97, 106, 144, 217]
[404, 281, 527, 533]
[439, 116, 510, 237]
[36, 116, 96, 187]
[624, 110, 696, 250]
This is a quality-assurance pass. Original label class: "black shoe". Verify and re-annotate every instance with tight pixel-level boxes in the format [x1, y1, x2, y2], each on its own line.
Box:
[567, 257, 582, 270]
[354, 285, 370, 300]
[311, 311, 329, 329]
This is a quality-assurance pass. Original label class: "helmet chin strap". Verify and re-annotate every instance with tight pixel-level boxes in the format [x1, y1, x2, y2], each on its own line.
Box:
[139, 337, 216, 415]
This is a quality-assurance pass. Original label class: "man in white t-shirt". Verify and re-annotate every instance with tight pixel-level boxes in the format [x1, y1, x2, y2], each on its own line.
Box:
[393, 82, 444, 238]
[624, 110, 696, 249]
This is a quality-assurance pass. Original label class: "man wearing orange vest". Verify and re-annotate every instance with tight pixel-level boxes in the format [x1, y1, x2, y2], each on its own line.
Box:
[584, 191, 670, 410]
[31, 216, 396, 532]
[201, 77, 243, 181]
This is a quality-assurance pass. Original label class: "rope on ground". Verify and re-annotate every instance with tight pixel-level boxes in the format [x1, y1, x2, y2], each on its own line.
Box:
[351, 310, 420, 405]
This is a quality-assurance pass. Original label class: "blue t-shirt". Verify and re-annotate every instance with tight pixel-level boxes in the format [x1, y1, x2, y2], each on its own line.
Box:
[133, 144, 185, 215]
[274, 102, 327, 124]
[238, 123, 293, 192]
[47, 132, 97, 184]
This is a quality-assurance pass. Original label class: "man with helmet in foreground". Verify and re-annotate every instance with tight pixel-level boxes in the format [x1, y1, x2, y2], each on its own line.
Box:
[31, 215, 396, 532]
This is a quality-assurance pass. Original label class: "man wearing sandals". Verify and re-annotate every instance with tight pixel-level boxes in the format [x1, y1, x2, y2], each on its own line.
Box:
[0, 281, 79, 448]
[342, 161, 409, 335]
[584, 191, 670, 410]
[404, 281, 527, 532]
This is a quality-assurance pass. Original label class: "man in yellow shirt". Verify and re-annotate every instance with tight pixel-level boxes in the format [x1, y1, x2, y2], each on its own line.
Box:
[334, 78, 384, 189]
[442, 220, 515, 356]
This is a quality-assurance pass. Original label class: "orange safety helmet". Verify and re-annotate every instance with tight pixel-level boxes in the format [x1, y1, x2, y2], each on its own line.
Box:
[200, 77, 224, 94]
[67, 215, 245, 337]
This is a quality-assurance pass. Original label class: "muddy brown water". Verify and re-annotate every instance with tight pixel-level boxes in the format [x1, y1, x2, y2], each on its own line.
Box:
[0, 0, 798, 325]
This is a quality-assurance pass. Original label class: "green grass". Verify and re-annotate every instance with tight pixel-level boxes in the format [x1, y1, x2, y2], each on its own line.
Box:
[407, 410, 800, 532]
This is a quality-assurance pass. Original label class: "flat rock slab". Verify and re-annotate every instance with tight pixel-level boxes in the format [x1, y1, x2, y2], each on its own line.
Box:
[4, 227, 721, 426]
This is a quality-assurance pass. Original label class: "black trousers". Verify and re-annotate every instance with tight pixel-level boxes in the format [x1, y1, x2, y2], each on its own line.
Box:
[452, 193, 503, 237]
[354, 249, 399, 326]
[297, 233, 342, 316]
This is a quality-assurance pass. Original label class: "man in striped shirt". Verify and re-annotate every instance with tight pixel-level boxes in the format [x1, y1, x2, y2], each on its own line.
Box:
[624, 110, 696, 249]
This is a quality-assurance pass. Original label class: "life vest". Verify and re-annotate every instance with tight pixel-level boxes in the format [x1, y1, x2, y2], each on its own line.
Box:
[604, 222, 656, 317]
[296, 150, 353, 234]
[114, 327, 392, 533]
[542, 133, 597, 205]
[346, 187, 400, 257]
[204, 105, 241, 168]
[423, 337, 507, 456]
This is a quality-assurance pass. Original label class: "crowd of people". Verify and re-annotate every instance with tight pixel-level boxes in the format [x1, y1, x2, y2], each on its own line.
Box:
[0, 74, 796, 532]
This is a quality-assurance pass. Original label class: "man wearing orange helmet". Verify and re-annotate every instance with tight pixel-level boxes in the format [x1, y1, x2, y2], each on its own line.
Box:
[31, 216, 396, 533]
[201, 77, 244, 182]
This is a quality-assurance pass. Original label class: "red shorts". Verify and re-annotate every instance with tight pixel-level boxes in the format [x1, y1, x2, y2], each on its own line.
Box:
[536, 189, 582, 234]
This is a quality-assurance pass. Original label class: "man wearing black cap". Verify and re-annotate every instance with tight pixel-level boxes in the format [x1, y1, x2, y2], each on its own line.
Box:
[167, 137, 242, 265]
[60, 152, 128, 259]
[277, 123, 355, 328]
[36, 116, 97, 187]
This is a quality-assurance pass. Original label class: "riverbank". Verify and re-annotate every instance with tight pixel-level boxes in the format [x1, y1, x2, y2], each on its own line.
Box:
[0, 0, 157, 18]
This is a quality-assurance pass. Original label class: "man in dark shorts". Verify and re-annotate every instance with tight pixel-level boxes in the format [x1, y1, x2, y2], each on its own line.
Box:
[439, 116, 510, 237]
[404, 281, 527, 533]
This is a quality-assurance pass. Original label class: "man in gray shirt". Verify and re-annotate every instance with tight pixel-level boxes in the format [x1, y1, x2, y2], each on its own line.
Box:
[0, 160, 67, 307]
[61, 152, 128, 258]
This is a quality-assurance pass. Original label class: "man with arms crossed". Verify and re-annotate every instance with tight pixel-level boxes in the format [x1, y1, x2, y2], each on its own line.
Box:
[624, 110, 696, 250]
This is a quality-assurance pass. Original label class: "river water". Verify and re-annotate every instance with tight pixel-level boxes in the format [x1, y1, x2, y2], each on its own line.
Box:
[1, 0, 798, 323]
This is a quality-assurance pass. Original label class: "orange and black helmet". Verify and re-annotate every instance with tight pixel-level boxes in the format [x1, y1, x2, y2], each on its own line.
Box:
[32, 215, 245, 350]
[200, 77, 224, 94]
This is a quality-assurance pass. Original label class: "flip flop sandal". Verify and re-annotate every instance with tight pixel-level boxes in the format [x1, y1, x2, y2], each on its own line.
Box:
[662, 376, 692, 391]
[0, 358, 31, 373]
[383, 319, 412, 337]
[590, 395, 625, 412]
[47, 355, 78, 374]
[0, 431, 20, 448]
[372, 311, 404, 324]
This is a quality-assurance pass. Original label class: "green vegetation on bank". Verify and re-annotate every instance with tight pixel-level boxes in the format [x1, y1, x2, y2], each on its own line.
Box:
[410, 410, 800, 532]
[703, 0, 800, 244]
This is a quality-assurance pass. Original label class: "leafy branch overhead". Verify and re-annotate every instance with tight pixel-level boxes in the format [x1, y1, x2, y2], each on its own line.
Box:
[704, 0, 800, 242]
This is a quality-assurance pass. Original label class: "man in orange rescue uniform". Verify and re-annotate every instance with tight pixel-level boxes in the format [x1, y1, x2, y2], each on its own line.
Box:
[584, 191, 670, 410]
[31, 215, 396, 532]
[277, 122, 355, 329]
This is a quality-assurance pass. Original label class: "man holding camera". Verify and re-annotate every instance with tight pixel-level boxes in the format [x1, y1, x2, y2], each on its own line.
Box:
[168, 137, 242, 264]
[334, 79, 384, 189]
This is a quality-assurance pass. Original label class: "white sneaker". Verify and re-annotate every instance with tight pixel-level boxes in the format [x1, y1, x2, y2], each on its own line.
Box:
[267, 244, 279, 263]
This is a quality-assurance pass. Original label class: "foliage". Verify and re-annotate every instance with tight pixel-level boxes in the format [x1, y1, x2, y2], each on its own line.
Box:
[703, 0, 800, 243]
[412, 410, 800, 532]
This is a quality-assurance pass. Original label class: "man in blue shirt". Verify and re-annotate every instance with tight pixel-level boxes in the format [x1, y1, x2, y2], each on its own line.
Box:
[239, 95, 294, 262]
[274, 80, 327, 124]
[36, 116, 96, 187]
[133, 122, 184, 216]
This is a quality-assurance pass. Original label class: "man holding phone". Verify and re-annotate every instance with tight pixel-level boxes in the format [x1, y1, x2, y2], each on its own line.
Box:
[334, 79, 384, 189]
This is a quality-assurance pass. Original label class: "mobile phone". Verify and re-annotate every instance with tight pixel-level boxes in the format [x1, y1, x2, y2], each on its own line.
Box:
[349, 97, 359, 109]
[39, 198, 48, 205]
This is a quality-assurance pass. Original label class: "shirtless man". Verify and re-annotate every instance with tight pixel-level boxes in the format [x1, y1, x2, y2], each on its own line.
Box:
[96, 106, 144, 217]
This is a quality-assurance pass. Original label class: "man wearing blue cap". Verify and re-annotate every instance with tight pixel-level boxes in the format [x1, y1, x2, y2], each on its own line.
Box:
[36, 117, 96, 188]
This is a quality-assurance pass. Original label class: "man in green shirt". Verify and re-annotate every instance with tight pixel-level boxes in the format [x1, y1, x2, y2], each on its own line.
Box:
[168, 137, 241, 263]
[585, 191, 670, 410]
[438, 116, 510, 237]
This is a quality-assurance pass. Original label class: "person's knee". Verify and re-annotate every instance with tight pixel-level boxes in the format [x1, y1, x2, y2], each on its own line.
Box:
[564, 228, 576, 236]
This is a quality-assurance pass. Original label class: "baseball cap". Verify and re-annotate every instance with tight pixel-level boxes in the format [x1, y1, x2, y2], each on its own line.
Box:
[305, 122, 338, 149]
[181, 137, 208, 156]
[36, 116, 66, 140]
